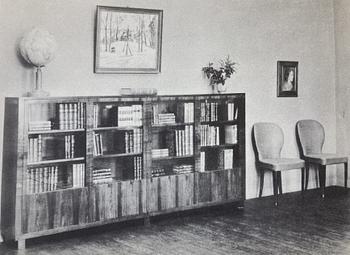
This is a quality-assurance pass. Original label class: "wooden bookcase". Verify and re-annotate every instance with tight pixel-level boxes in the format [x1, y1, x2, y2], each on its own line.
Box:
[1, 93, 245, 249]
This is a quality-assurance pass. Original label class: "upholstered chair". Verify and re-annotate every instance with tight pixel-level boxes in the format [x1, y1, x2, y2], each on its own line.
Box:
[296, 119, 348, 197]
[252, 122, 305, 206]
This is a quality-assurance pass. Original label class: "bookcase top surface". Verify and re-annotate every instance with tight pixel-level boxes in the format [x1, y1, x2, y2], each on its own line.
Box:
[7, 93, 245, 102]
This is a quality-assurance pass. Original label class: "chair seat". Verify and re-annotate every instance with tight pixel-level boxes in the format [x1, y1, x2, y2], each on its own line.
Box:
[257, 158, 305, 171]
[305, 153, 348, 165]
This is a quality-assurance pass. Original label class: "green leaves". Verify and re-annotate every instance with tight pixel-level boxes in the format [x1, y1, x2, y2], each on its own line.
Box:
[202, 56, 237, 85]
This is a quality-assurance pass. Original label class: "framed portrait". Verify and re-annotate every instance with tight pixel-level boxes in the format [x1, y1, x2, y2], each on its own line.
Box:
[94, 6, 163, 73]
[277, 61, 298, 97]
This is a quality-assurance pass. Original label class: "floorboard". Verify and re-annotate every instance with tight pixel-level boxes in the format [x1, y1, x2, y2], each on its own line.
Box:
[1, 186, 350, 254]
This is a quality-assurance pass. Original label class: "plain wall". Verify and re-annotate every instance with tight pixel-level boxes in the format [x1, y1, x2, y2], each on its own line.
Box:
[0, 0, 338, 202]
[334, 0, 350, 185]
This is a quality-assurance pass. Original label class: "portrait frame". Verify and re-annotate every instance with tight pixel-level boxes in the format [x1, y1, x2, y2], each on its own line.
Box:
[94, 6, 163, 74]
[277, 61, 298, 97]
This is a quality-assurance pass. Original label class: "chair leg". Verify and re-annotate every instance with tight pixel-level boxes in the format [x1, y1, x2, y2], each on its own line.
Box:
[319, 165, 326, 198]
[344, 162, 348, 188]
[277, 171, 282, 195]
[259, 169, 264, 198]
[305, 163, 310, 190]
[272, 172, 278, 206]
[301, 167, 305, 192]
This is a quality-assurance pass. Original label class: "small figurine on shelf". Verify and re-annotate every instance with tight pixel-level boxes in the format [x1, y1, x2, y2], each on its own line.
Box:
[202, 56, 237, 93]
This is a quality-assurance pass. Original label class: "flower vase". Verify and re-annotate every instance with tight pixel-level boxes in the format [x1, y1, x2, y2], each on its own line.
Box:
[217, 83, 227, 93]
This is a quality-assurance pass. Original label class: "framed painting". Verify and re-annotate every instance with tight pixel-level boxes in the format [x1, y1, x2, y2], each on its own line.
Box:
[94, 6, 163, 73]
[277, 61, 298, 97]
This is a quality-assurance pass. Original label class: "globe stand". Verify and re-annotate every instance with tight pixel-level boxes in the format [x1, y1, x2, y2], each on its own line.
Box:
[28, 66, 49, 97]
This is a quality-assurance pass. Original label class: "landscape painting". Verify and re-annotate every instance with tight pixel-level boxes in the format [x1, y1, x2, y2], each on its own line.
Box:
[95, 6, 163, 73]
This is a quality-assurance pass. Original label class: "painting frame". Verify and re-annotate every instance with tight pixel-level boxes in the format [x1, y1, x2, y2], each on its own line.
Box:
[94, 6, 163, 74]
[277, 61, 298, 97]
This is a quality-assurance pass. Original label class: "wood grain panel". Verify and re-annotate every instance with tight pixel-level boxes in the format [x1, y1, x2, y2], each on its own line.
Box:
[89, 183, 118, 222]
[177, 173, 194, 207]
[121, 180, 146, 217]
[159, 175, 176, 210]
[211, 170, 228, 202]
[197, 172, 211, 203]
[23, 193, 49, 233]
[227, 168, 242, 201]
[148, 178, 160, 212]
[53, 190, 74, 228]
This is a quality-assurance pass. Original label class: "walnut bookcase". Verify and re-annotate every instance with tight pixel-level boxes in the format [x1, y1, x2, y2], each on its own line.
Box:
[1, 93, 245, 249]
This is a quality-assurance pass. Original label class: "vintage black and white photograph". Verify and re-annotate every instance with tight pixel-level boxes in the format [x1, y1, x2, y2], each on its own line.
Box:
[94, 6, 163, 73]
[277, 61, 298, 97]
[0, 1, 350, 254]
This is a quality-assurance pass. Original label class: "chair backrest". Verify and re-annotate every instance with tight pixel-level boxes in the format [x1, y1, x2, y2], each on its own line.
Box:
[253, 122, 284, 160]
[296, 119, 324, 156]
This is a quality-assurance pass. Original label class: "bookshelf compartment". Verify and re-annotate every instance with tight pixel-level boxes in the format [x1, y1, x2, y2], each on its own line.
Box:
[152, 100, 194, 125]
[28, 132, 86, 163]
[93, 128, 143, 156]
[93, 102, 142, 128]
[152, 157, 194, 177]
[200, 99, 238, 123]
[25, 163, 85, 194]
[200, 145, 240, 172]
[93, 156, 143, 182]
[28, 102, 86, 131]
[151, 125, 194, 159]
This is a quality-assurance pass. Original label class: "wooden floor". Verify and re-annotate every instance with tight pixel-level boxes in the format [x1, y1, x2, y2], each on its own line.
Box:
[1, 186, 350, 254]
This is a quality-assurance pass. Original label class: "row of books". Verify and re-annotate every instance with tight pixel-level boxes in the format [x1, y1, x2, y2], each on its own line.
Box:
[200, 125, 220, 146]
[93, 104, 143, 128]
[152, 148, 169, 158]
[182, 102, 194, 123]
[200, 102, 238, 122]
[118, 105, 143, 127]
[64, 135, 76, 159]
[157, 113, 176, 125]
[125, 129, 143, 153]
[133, 156, 143, 180]
[26, 166, 58, 193]
[173, 164, 194, 174]
[28, 135, 42, 162]
[93, 129, 143, 156]
[93, 133, 104, 156]
[26, 163, 85, 194]
[152, 167, 166, 177]
[174, 126, 193, 156]
[200, 102, 219, 122]
[58, 102, 85, 130]
[92, 168, 112, 184]
[199, 125, 238, 146]
[28, 121, 52, 131]
[200, 149, 234, 172]
[227, 102, 238, 121]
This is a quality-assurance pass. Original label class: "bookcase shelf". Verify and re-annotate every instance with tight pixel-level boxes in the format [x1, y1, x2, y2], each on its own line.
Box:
[2, 94, 245, 249]
[26, 157, 85, 167]
[93, 126, 142, 131]
[152, 155, 194, 161]
[200, 120, 238, 125]
[28, 128, 85, 135]
[200, 144, 238, 150]
[93, 152, 142, 159]
[152, 122, 195, 128]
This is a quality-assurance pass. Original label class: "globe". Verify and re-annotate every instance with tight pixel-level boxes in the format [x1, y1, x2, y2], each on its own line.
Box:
[19, 28, 57, 96]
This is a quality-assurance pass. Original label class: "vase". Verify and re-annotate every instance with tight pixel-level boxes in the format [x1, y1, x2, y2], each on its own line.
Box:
[217, 83, 227, 93]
